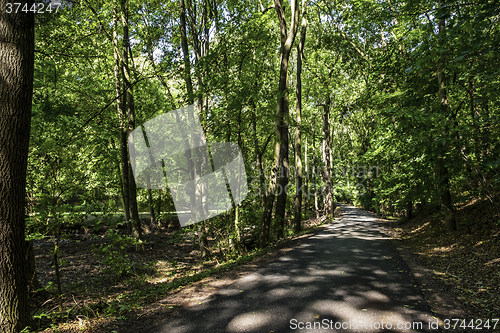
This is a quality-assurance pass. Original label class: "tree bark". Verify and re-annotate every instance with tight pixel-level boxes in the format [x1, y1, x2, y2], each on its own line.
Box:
[312, 120, 319, 219]
[112, 9, 131, 227]
[304, 137, 308, 212]
[252, 108, 266, 209]
[406, 200, 413, 220]
[274, 0, 299, 238]
[179, 0, 194, 104]
[0, 3, 35, 331]
[179, 0, 211, 257]
[436, 0, 457, 232]
[177, 0, 196, 230]
[322, 99, 335, 219]
[26, 240, 41, 293]
[147, 187, 156, 233]
[293, 0, 307, 232]
[259, 127, 277, 246]
[120, 0, 142, 240]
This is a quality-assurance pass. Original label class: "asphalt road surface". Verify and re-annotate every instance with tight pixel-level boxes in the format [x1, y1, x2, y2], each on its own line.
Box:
[150, 204, 439, 333]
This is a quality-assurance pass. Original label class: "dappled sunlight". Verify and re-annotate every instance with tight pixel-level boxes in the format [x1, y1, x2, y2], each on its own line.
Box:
[227, 309, 287, 332]
[372, 269, 388, 275]
[152, 205, 434, 333]
[309, 299, 416, 333]
[362, 290, 391, 303]
[485, 258, 500, 266]
[431, 245, 454, 254]
[278, 255, 296, 261]
[219, 288, 245, 296]
[267, 287, 293, 299]
[408, 221, 431, 235]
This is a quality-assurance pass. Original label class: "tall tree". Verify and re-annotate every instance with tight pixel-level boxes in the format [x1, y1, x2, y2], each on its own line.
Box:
[112, 8, 131, 229]
[120, 0, 142, 239]
[436, 0, 457, 232]
[0, 1, 35, 331]
[294, 0, 307, 232]
[322, 97, 334, 219]
[274, 0, 299, 238]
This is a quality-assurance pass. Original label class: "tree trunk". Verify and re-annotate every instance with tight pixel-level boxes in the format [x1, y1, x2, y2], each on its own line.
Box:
[274, 0, 299, 238]
[312, 121, 319, 219]
[196, 0, 212, 258]
[180, 0, 207, 255]
[252, 109, 266, 209]
[53, 229, 63, 313]
[112, 10, 131, 227]
[120, 0, 142, 240]
[260, 143, 278, 247]
[147, 188, 156, 233]
[304, 137, 308, 212]
[406, 200, 413, 220]
[157, 190, 162, 223]
[179, 0, 194, 104]
[232, 117, 244, 253]
[322, 99, 335, 219]
[436, 0, 457, 232]
[195, 100, 210, 258]
[293, 0, 307, 232]
[0, 3, 35, 330]
[26, 240, 41, 293]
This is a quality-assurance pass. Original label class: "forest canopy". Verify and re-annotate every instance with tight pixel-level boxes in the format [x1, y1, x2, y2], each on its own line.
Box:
[28, 0, 499, 237]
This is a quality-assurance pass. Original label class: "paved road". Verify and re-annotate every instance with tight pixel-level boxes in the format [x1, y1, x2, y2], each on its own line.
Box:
[149, 204, 439, 333]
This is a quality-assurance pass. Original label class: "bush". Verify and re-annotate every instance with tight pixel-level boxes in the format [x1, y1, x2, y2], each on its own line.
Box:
[92, 230, 142, 276]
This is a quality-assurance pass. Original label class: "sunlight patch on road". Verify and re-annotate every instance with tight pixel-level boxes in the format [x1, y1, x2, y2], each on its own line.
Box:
[309, 300, 415, 332]
[227, 309, 285, 332]
[372, 268, 389, 275]
[268, 287, 292, 298]
[291, 275, 319, 283]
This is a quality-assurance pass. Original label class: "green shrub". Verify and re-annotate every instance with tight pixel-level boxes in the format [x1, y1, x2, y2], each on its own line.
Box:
[92, 230, 142, 276]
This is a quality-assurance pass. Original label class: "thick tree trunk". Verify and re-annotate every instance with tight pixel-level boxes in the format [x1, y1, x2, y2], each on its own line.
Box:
[274, 0, 299, 238]
[293, 0, 307, 232]
[436, 0, 457, 232]
[0, 3, 35, 331]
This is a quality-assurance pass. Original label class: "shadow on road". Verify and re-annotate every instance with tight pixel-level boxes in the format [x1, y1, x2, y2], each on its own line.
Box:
[146, 204, 438, 333]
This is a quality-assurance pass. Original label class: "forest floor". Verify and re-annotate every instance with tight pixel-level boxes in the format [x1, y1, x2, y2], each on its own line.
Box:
[380, 197, 500, 325]
[30, 215, 329, 332]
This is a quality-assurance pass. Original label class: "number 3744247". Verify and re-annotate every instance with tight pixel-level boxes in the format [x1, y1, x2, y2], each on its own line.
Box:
[5, 2, 61, 14]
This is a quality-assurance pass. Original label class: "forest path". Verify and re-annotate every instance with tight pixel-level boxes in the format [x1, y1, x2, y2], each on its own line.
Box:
[147, 204, 438, 333]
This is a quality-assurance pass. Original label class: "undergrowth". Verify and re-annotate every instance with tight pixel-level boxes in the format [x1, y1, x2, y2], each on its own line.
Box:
[394, 197, 500, 319]
[27, 218, 327, 332]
